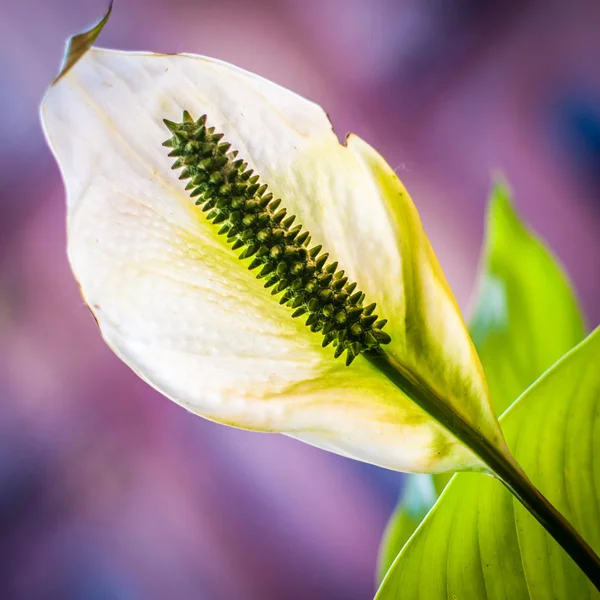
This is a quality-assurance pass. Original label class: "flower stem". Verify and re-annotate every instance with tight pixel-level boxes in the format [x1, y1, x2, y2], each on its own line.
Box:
[364, 349, 600, 591]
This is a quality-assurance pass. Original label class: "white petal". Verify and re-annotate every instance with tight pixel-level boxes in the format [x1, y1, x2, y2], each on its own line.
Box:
[41, 48, 497, 473]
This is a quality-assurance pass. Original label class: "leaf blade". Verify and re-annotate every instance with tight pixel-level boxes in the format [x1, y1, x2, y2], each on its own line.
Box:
[376, 327, 600, 600]
[375, 475, 437, 582]
[470, 182, 585, 414]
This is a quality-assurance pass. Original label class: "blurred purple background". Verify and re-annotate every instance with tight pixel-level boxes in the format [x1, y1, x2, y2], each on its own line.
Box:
[1, 0, 599, 598]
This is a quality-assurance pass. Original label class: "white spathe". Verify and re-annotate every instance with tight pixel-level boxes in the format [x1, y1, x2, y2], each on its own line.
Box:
[42, 48, 505, 473]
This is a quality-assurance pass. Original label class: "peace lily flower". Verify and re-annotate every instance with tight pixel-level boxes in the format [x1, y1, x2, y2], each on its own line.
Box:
[40, 11, 511, 476]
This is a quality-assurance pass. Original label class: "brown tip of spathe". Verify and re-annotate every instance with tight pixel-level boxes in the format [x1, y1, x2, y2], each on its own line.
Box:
[53, 1, 114, 85]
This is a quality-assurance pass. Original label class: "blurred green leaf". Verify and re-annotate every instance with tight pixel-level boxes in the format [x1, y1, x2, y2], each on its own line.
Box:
[376, 182, 585, 584]
[376, 472, 451, 583]
[376, 326, 600, 599]
[376, 475, 437, 582]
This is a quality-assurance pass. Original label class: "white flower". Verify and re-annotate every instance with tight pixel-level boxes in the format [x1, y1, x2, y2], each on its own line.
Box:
[41, 42, 507, 474]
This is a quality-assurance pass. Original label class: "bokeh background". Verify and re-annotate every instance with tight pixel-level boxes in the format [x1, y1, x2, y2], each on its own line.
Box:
[1, 0, 599, 598]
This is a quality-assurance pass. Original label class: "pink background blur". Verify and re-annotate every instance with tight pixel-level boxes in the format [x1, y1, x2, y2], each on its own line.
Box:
[1, 1, 599, 598]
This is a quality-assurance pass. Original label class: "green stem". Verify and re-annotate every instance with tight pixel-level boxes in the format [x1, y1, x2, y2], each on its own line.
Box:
[364, 349, 600, 591]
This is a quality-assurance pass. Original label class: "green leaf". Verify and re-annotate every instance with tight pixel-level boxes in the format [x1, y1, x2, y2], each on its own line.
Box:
[376, 475, 438, 582]
[376, 183, 585, 583]
[470, 182, 585, 414]
[376, 327, 600, 599]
